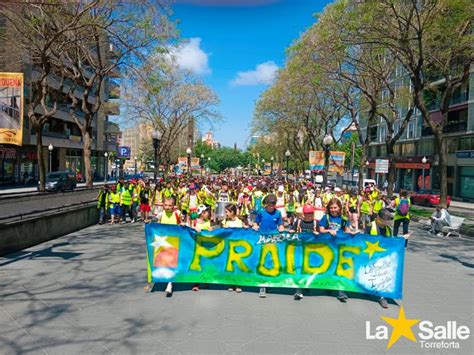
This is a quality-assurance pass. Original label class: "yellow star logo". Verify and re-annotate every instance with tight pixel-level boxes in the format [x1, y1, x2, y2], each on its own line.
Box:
[363, 240, 387, 259]
[381, 305, 420, 349]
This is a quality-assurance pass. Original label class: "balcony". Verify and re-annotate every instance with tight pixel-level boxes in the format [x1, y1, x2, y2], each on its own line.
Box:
[103, 101, 120, 116]
[443, 121, 467, 133]
[108, 79, 120, 99]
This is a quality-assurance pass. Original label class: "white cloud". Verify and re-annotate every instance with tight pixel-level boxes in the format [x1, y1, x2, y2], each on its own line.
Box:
[169, 38, 211, 75]
[231, 61, 278, 86]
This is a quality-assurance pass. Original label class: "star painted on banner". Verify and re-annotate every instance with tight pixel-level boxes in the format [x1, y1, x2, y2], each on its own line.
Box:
[150, 236, 172, 250]
[363, 240, 387, 259]
[381, 305, 420, 349]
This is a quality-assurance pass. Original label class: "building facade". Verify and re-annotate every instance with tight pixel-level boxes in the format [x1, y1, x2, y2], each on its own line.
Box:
[365, 67, 473, 201]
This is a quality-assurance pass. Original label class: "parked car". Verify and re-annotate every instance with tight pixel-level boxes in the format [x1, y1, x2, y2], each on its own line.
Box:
[410, 189, 451, 208]
[39, 171, 77, 192]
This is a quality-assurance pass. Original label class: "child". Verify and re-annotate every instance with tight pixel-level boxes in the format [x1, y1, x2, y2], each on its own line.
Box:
[222, 203, 244, 228]
[192, 205, 213, 292]
[145, 197, 182, 296]
[318, 197, 352, 303]
[345, 189, 360, 231]
[108, 185, 121, 224]
[290, 203, 319, 301]
[252, 193, 284, 298]
[359, 192, 372, 230]
[139, 182, 152, 223]
[222, 203, 244, 293]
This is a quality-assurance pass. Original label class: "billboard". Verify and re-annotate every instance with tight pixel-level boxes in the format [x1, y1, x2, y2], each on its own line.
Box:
[309, 151, 346, 174]
[0, 73, 24, 146]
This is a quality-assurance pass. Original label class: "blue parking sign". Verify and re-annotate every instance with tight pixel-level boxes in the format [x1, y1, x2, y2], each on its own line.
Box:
[117, 146, 131, 159]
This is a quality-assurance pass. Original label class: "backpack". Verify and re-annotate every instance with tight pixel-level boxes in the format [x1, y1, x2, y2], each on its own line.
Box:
[397, 199, 410, 216]
[253, 195, 263, 212]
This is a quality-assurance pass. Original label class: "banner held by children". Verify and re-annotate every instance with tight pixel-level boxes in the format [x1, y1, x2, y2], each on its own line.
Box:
[145, 224, 405, 299]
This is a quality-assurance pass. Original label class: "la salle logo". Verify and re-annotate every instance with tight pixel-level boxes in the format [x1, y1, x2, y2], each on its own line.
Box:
[366, 306, 470, 350]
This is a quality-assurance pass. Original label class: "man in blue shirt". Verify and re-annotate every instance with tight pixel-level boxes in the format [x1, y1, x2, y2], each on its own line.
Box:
[252, 193, 284, 298]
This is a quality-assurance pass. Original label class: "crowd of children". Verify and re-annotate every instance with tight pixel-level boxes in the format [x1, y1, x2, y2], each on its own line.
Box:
[97, 175, 412, 308]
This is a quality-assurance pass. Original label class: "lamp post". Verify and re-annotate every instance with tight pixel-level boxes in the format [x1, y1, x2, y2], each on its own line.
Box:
[134, 156, 138, 176]
[262, 158, 265, 175]
[421, 156, 427, 190]
[322, 134, 333, 186]
[104, 152, 108, 182]
[207, 156, 211, 174]
[186, 147, 192, 177]
[151, 130, 162, 182]
[270, 156, 274, 177]
[48, 144, 53, 173]
[365, 160, 370, 180]
[285, 149, 291, 181]
[200, 154, 204, 177]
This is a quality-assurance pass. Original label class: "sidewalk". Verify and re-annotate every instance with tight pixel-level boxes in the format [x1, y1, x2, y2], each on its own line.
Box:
[450, 200, 474, 209]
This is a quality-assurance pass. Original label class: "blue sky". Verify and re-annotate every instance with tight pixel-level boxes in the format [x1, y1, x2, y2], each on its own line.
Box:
[171, 0, 331, 148]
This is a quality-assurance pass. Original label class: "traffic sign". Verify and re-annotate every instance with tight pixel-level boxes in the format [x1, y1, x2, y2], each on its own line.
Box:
[375, 159, 389, 173]
[117, 146, 131, 159]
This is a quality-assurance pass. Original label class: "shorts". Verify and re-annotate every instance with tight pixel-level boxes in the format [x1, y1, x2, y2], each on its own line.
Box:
[111, 203, 121, 215]
[140, 203, 151, 212]
[349, 207, 357, 213]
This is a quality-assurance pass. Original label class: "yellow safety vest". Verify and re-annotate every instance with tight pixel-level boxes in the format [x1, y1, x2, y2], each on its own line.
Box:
[110, 191, 120, 204]
[160, 211, 180, 225]
[373, 199, 384, 213]
[349, 197, 358, 209]
[360, 200, 371, 214]
[121, 188, 132, 206]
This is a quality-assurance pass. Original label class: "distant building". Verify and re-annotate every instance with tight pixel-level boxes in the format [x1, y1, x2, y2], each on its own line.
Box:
[202, 131, 220, 149]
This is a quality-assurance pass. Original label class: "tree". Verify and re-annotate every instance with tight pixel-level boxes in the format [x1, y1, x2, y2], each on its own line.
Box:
[353, 0, 473, 206]
[58, 0, 174, 187]
[0, 1, 100, 191]
[123, 54, 221, 171]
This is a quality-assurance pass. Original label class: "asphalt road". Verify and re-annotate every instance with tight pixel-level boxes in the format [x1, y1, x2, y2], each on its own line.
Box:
[0, 222, 472, 354]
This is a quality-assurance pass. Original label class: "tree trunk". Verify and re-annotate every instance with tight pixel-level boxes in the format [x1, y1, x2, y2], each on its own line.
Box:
[35, 123, 46, 192]
[358, 144, 367, 191]
[83, 128, 93, 188]
[386, 144, 396, 197]
[436, 134, 448, 208]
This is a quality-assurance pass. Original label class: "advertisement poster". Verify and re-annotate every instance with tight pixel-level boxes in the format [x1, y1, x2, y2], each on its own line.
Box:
[0, 73, 24, 146]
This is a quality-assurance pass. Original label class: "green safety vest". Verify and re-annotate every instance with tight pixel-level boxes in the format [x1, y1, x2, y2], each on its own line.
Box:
[369, 221, 392, 236]
[121, 188, 132, 206]
[360, 200, 371, 214]
[373, 200, 384, 213]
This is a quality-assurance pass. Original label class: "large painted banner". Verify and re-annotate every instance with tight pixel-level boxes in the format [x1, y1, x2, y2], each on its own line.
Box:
[0, 73, 24, 146]
[145, 224, 405, 299]
[308, 151, 346, 174]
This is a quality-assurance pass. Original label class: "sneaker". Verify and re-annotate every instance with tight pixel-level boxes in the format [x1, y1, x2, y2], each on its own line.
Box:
[165, 282, 173, 297]
[121, 221, 126, 224]
[192, 284, 200, 291]
[144, 282, 154, 293]
[337, 291, 348, 302]
[379, 297, 388, 309]
[235, 287, 242, 293]
[436, 232, 444, 237]
[259, 287, 266, 298]
[228, 287, 234, 292]
[293, 291, 304, 301]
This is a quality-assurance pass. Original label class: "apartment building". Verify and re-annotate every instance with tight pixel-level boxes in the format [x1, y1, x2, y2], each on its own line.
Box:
[0, 21, 121, 185]
[364, 67, 473, 200]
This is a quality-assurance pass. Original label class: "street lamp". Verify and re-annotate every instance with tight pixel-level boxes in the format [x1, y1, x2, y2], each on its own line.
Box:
[270, 156, 274, 176]
[48, 144, 53, 173]
[134, 156, 138, 176]
[322, 134, 333, 186]
[151, 130, 162, 181]
[200, 154, 204, 177]
[186, 147, 192, 177]
[285, 149, 291, 181]
[421, 156, 427, 190]
[207, 156, 211, 173]
[104, 152, 108, 182]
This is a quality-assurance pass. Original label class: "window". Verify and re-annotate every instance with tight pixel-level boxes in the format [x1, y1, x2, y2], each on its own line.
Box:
[407, 121, 415, 139]
[459, 137, 474, 151]
[418, 139, 434, 156]
[447, 138, 457, 154]
[379, 125, 386, 143]
[401, 143, 415, 156]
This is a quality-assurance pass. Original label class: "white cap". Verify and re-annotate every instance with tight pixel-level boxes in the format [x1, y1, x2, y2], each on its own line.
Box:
[278, 185, 284, 192]
[334, 187, 342, 192]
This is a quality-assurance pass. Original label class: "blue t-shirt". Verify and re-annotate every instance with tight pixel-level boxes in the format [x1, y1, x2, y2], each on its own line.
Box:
[319, 214, 348, 232]
[255, 209, 283, 234]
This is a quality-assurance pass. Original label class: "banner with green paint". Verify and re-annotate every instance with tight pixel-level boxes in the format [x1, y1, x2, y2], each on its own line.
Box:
[145, 224, 406, 299]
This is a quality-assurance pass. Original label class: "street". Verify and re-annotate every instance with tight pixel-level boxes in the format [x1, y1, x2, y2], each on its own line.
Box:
[1, 222, 472, 354]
